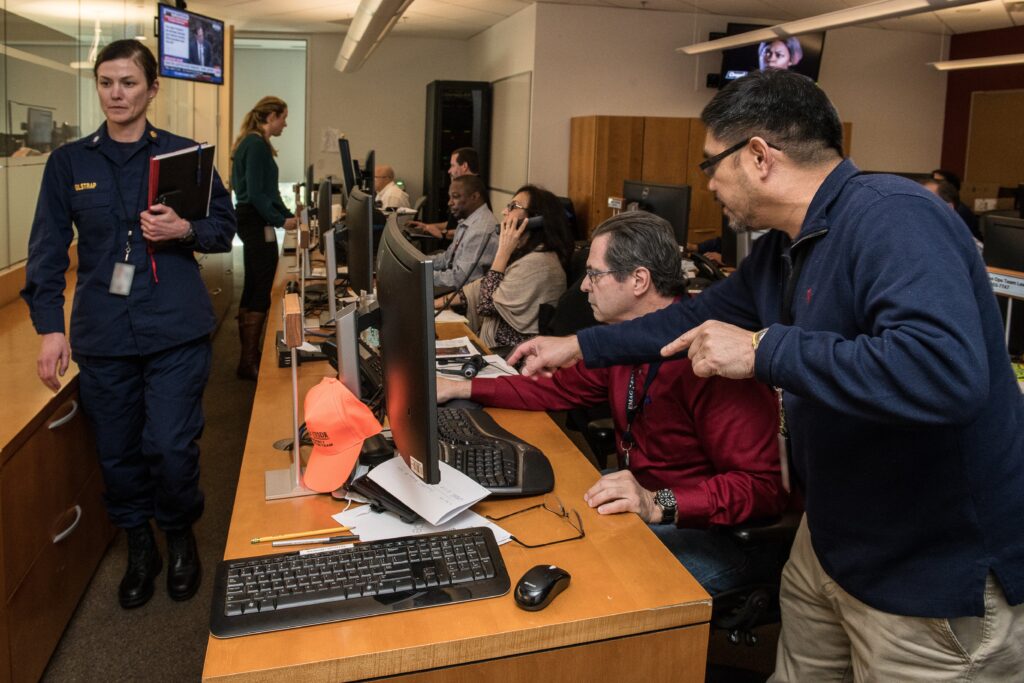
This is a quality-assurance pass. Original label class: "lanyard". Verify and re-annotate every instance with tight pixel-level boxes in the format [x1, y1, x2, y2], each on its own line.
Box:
[103, 150, 158, 282]
[619, 361, 662, 467]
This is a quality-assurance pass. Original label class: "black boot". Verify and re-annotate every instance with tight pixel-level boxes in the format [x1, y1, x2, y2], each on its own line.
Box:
[119, 523, 161, 609]
[166, 526, 201, 601]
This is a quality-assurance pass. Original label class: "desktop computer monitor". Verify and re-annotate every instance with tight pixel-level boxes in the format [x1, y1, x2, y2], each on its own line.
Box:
[347, 188, 375, 295]
[376, 215, 441, 484]
[317, 178, 333, 233]
[622, 181, 691, 246]
[362, 150, 375, 194]
[982, 212, 1024, 355]
[984, 213, 1024, 271]
[305, 164, 315, 208]
[338, 137, 356, 197]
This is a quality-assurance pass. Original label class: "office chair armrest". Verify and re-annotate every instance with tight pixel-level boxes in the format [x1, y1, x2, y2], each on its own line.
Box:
[728, 511, 801, 545]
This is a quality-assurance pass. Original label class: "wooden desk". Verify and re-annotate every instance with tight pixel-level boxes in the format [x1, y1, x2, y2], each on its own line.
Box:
[202, 262, 711, 681]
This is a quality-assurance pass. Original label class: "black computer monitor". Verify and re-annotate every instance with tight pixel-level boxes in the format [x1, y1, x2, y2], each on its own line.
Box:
[362, 150, 375, 193]
[304, 164, 315, 208]
[346, 188, 375, 295]
[338, 137, 356, 196]
[26, 107, 52, 148]
[317, 179, 333, 233]
[982, 212, 1024, 354]
[622, 181, 691, 246]
[376, 215, 440, 484]
[983, 213, 1024, 272]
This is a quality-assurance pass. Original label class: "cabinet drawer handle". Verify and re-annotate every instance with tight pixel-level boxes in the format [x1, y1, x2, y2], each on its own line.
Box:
[48, 399, 79, 430]
[210, 287, 223, 296]
[52, 505, 83, 544]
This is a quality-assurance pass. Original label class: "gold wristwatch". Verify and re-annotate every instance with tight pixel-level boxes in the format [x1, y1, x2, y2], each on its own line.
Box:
[752, 328, 769, 351]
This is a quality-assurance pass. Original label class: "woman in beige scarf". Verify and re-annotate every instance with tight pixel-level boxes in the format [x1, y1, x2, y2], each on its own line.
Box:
[462, 185, 574, 351]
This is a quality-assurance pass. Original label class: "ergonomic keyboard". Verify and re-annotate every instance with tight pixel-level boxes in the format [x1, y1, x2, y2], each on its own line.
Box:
[437, 408, 554, 497]
[210, 527, 510, 639]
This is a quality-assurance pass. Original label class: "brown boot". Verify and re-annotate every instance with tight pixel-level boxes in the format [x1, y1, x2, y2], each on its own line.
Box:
[237, 310, 266, 380]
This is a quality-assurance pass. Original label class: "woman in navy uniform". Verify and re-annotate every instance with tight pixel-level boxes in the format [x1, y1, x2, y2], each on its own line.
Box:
[21, 40, 236, 609]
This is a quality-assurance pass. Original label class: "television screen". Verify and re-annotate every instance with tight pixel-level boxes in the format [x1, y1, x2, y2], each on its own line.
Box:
[719, 24, 826, 86]
[158, 4, 224, 85]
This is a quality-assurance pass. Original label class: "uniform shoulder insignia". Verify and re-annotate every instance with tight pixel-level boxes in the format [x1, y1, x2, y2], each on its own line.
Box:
[150, 130, 158, 139]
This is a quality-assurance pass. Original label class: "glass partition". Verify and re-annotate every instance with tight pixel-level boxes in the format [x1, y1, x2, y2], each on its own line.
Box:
[0, 0, 221, 269]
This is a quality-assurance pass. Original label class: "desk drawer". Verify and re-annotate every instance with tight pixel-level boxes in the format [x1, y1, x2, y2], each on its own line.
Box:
[6, 468, 113, 683]
[2, 395, 99, 596]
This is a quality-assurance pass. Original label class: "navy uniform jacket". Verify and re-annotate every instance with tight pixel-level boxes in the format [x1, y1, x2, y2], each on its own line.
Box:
[578, 159, 1024, 619]
[21, 121, 236, 357]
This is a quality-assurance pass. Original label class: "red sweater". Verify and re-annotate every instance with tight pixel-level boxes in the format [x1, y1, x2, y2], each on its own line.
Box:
[472, 358, 786, 528]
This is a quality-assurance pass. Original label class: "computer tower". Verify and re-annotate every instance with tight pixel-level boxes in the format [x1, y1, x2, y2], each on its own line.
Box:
[422, 81, 491, 222]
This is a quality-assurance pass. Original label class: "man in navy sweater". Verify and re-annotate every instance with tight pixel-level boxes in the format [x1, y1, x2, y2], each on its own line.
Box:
[510, 70, 1024, 679]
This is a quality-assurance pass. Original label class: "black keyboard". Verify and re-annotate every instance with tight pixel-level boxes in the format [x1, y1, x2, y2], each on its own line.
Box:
[210, 527, 510, 639]
[437, 408, 554, 497]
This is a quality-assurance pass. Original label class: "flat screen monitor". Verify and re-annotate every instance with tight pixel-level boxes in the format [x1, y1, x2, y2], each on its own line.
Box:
[622, 181, 691, 246]
[338, 137, 356, 197]
[983, 213, 1024, 272]
[347, 188, 375, 295]
[305, 164, 315, 208]
[362, 150, 375, 194]
[719, 24, 826, 86]
[376, 215, 440, 484]
[982, 213, 1024, 354]
[26, 107, 52, 148]
[157, 4, 224, 85]
[317, 179, 333, 237]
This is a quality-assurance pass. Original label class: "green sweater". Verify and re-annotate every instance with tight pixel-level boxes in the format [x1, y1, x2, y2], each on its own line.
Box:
[231, 133, 292, 226]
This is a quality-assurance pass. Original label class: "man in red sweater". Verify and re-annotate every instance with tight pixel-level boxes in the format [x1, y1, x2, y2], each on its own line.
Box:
[437, 211, 789, 594]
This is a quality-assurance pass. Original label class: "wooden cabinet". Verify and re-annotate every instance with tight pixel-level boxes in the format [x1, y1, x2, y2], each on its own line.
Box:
[569, 115, 854, 245]
[0, 385, 114, 683]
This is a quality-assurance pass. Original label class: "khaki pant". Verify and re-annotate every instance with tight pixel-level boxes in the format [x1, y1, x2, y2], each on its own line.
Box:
[770, 515, 1024, 682]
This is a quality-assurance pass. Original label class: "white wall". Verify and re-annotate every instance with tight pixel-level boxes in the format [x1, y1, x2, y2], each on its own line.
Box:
[234, 45, 308, 185]
[527, 4, 949, 195]
[818, 27, 948, 172]
[306, 34, 471, 200]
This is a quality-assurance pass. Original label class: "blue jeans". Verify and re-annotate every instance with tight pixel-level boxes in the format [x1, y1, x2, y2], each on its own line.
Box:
[650, 524, 789, 596]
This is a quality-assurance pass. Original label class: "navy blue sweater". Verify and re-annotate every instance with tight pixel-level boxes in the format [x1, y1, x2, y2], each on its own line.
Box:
[579, 159, 1024, 618]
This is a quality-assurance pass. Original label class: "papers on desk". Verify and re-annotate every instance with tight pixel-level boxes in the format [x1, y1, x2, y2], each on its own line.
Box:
[332, 505, 510, 545]
[435, 309, 469, 323]
[437, 354, 517, 381]
[436, 336, 480, 358]
[365, 457, 489, 525]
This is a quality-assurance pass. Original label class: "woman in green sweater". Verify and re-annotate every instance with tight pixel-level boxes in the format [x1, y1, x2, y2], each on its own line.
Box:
[230, 96, 296, 379]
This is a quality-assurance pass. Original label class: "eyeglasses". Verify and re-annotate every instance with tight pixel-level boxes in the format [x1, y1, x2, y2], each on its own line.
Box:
[584, 267, 626, 285]
[698, 137, 781, 178]
[505, 200, 527, 212]
[486, 495, 585, 549]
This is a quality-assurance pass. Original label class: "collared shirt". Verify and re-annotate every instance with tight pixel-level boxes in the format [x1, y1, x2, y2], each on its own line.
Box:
[376, 181, 410, 210]
[22, 121, 236, 356]
[432, 203, 498, 289]
[472, 354, 786, 527]
[578, 158, 1024, 619]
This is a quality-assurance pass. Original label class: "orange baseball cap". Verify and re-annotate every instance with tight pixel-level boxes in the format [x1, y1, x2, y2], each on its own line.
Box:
[303, 377, 382, 493]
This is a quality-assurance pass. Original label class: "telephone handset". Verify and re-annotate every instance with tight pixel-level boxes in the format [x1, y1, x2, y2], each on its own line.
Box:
[688, 251, 726, 283]
[498, 215, 544, 233]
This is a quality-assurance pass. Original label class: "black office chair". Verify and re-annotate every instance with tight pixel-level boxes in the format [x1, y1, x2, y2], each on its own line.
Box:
[586, 418, 799, 644]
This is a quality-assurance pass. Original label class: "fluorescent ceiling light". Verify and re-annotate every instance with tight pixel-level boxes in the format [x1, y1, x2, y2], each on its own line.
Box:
[930, 53, 1024, 70]
[334, 0, 415, 73]
[678, 0, 987, 55]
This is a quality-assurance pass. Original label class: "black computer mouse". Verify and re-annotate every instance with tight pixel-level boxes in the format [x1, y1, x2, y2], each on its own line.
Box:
[514, 564, 571, 611]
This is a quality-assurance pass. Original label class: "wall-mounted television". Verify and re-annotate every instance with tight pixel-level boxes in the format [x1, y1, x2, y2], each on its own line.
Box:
[719, 23, 826, 87]
[157, 4, 224, 85]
